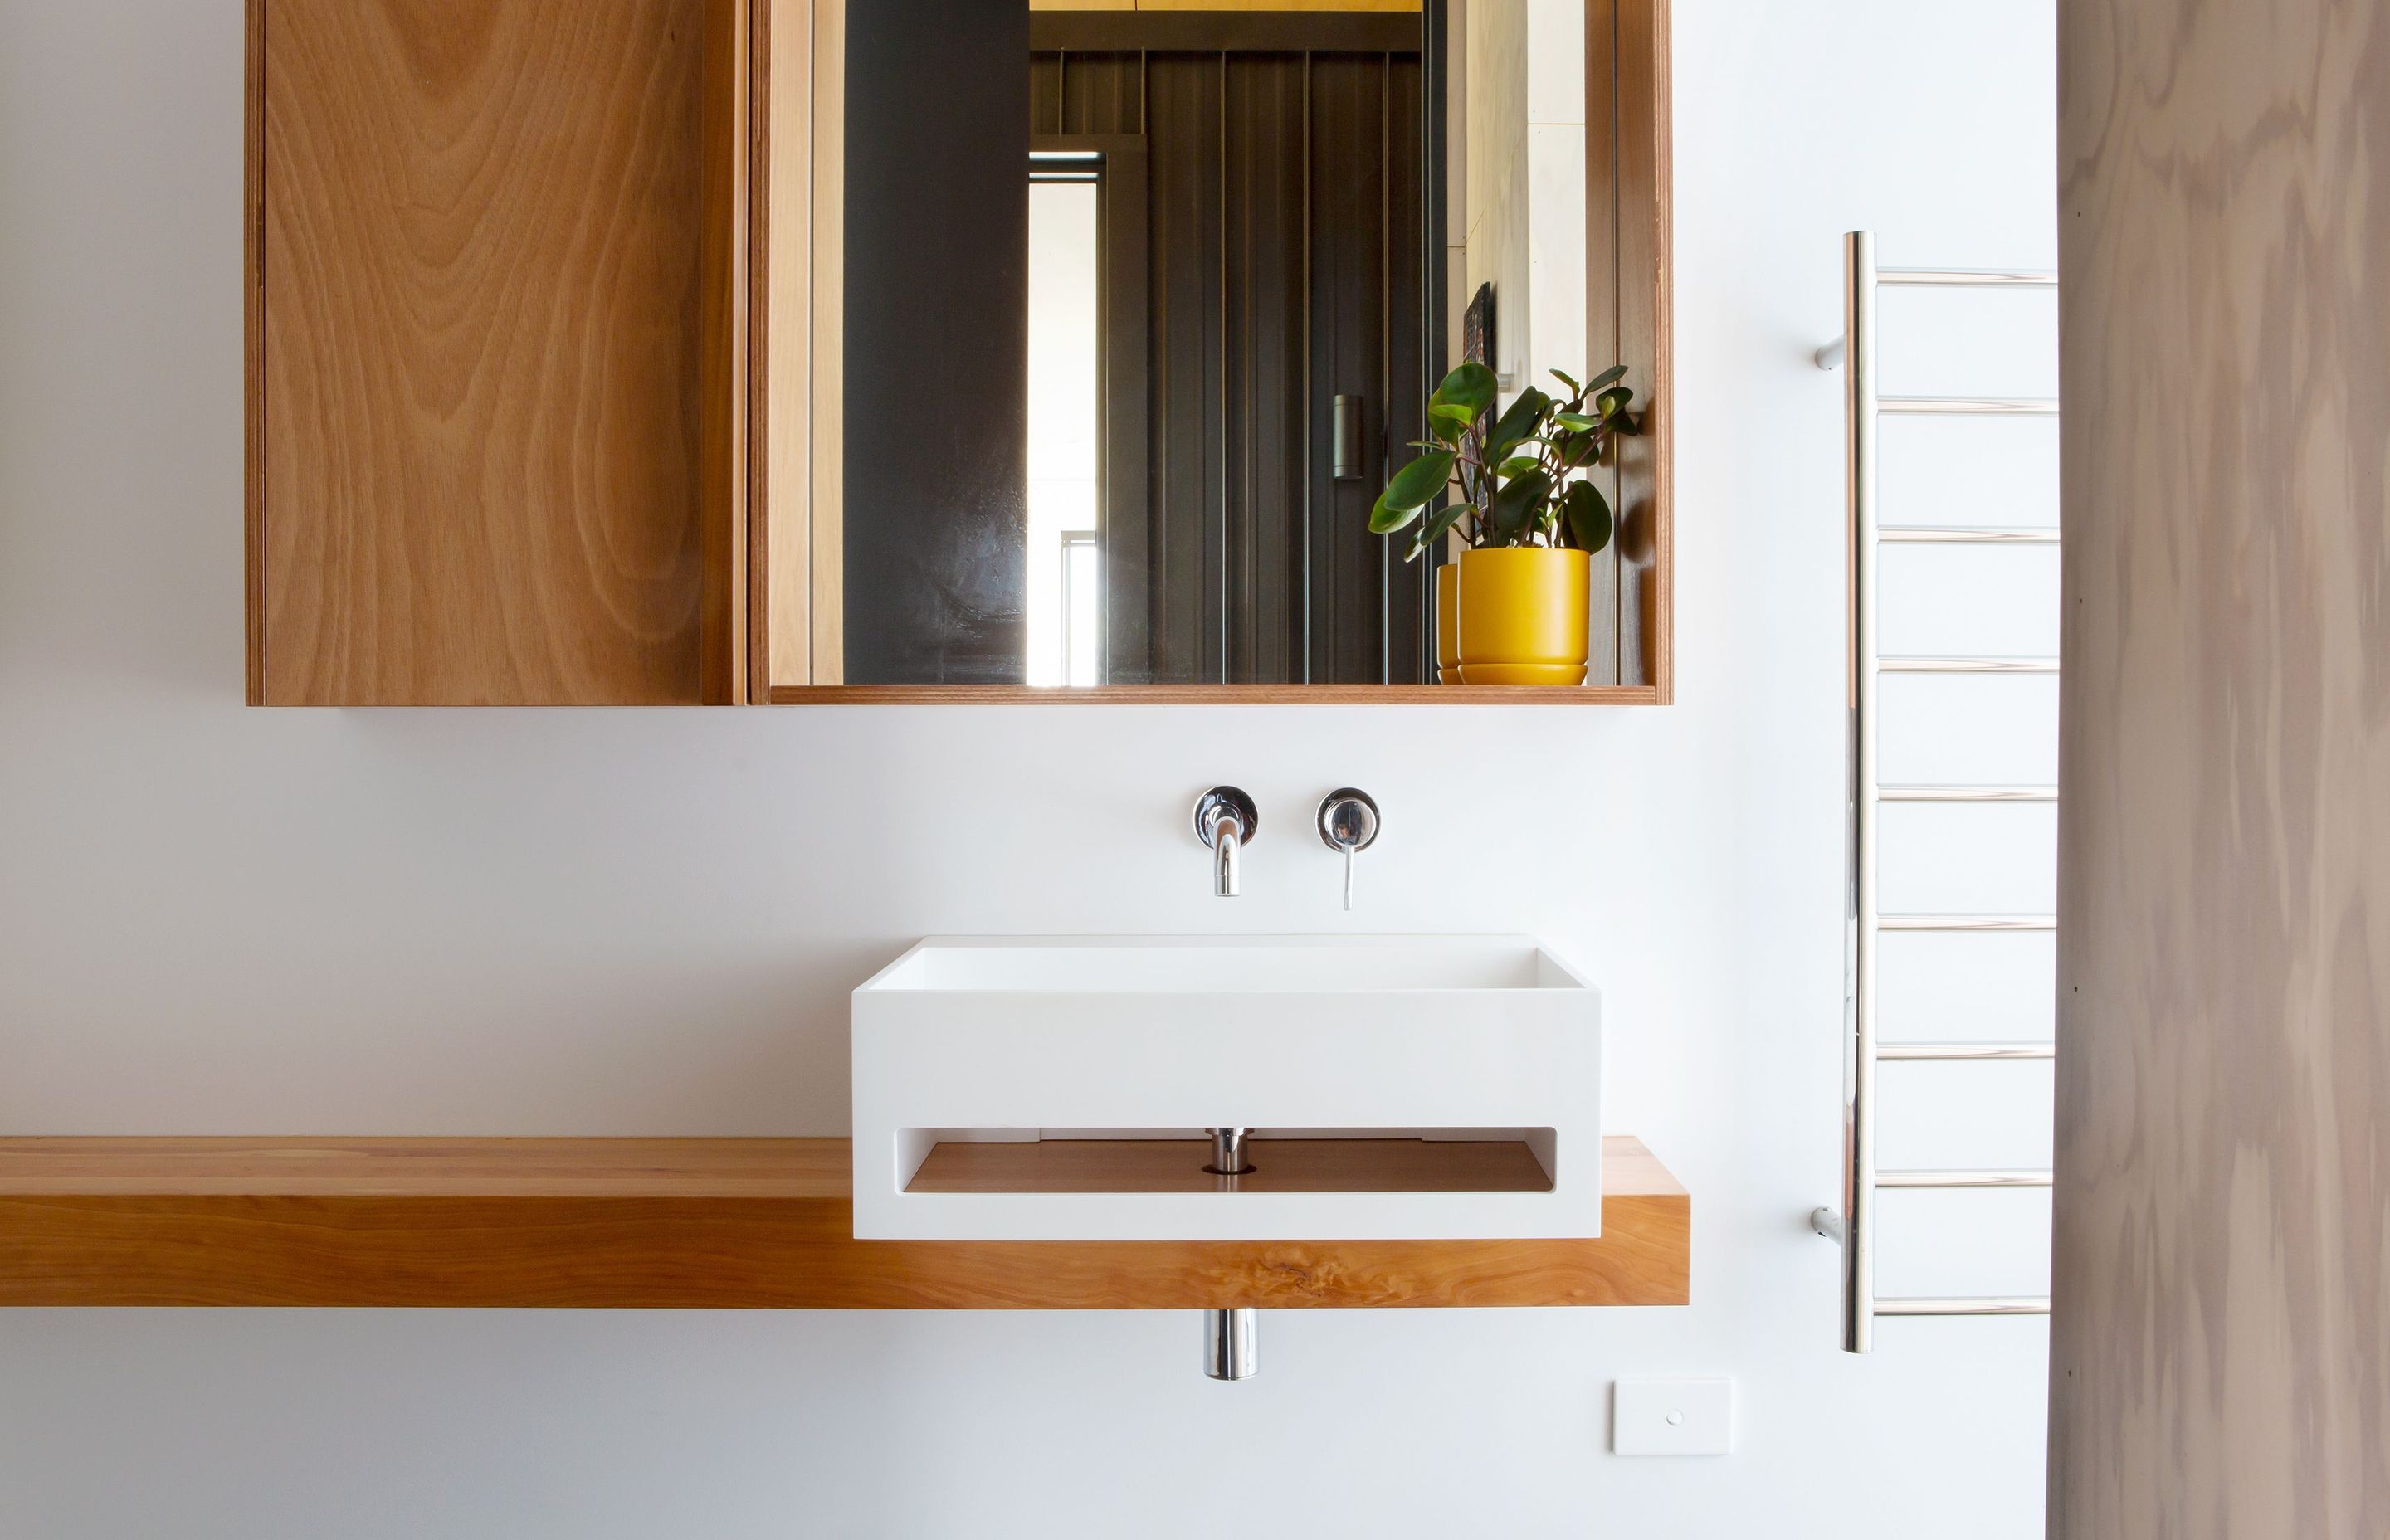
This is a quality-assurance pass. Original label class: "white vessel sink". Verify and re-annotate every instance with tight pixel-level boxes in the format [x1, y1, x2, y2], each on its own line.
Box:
[851, 936, 1602, 1241]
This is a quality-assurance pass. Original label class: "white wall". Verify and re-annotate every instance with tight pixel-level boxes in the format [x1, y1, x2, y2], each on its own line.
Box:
[0, 2, 2056, 1535]
[1456, 0, 1588, 394]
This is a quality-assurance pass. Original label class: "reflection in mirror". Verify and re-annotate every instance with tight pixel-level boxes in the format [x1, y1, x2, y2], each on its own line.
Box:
[836, 1, 1641, 691]
[1026, 157, 1102, 686]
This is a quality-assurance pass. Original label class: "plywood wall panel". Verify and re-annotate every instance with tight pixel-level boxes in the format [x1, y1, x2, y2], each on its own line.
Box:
[2048, 0, 2390, 1533]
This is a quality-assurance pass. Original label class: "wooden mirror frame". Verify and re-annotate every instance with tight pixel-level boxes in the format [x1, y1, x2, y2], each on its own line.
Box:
[749, 0, 1671, 704]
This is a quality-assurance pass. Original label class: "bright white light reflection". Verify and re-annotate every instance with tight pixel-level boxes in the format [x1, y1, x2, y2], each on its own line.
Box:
[1026, 179, 1100, 686]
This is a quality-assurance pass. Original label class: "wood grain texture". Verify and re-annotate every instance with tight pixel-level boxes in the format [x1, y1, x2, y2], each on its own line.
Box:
[252, 0, 747, 704]
[908, 1137, 1554, 1194]
[0, 1137, 1685, 1309]
[2050, 1, 2390, 1534]
[1611, 0, 1671, 699]
[807, 0, 846, 685]
[744, 0, 778, 699]
[244, 0, 266, 704]
[755, 0, 811, 696]
[1582, 0, 1623, 686]
[700, 0, 752, 704]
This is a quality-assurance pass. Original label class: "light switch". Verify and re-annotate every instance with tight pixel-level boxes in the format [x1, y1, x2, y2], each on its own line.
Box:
[1611, 1377, 1734, 1456]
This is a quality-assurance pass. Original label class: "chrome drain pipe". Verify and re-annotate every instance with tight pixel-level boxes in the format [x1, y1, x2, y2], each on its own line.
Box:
[1205, 1127, 1254, 1176]
[1202, 1127, 1256, 1379]
[1204, 1308, 1258, 1381]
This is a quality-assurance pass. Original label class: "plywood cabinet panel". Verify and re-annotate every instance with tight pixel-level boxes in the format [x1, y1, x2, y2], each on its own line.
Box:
[250, 0, 749, 704]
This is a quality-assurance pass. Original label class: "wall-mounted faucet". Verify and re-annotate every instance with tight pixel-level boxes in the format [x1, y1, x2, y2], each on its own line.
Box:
[1193, 787, 1258, 898]
[1316, 788, 1381, 909]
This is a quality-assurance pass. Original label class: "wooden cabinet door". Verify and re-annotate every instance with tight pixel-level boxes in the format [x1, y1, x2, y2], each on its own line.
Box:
[247, 0, 748, 704]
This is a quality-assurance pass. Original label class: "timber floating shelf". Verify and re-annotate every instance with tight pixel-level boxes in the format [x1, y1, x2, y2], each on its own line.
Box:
[0, 1136, 1686, 1310]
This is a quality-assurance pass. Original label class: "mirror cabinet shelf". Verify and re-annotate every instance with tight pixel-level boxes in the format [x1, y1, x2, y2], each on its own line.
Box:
[245, 0, 1670, 705]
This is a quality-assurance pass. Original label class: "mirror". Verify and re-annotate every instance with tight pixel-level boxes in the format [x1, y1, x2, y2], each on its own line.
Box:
[810, 0, 1668, 697]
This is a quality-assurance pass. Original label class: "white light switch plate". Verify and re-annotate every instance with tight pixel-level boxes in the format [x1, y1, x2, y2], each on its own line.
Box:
[1612, 1377, 1734, 1456]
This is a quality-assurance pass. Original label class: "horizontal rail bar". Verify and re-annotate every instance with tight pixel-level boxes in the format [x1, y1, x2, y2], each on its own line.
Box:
[1878, 1169, 2054, 1189]
[1878, 525, 2061, 544]
[1876, 1296, 2052, 1317]
[1878, 784, 2058, 802]
[1879, 655, 2061, 674]
[1878, 914, 2058, 932]
[1876, 267, 2056, 288]
[1880, 397, 2060, 416]
[1878, 1041, 2056, 1061]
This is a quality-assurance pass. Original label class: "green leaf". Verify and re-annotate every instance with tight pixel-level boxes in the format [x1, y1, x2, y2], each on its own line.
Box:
[1495, 456, 1542, 479]
[1481, 386, 1553, 468]
[1370, 491, 1425, 535]
[1425, 402, 1476, 446]
[1490, 470, 1552, 540]
[1407, 500, 1471, 561]
[1370, 450, 1455, 534]
[1588, 363, 1629, 392]
[1549, 368, 1581, 394]
[1552, 411, 1599, 431]
[1595, 387, 1635, 420]
[1430, 363, 1499, 419]
[1563, 480, 1613, 554]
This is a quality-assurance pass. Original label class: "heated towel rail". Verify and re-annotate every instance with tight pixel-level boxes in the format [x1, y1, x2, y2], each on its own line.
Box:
[1811, 231, 2056, 1354]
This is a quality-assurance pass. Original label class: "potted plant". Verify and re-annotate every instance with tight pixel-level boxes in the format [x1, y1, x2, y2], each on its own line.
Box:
[1371, 362, 1639, 685]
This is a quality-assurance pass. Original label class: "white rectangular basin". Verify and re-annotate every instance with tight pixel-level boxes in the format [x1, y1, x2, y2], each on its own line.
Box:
[851, 935, 1602, 1241]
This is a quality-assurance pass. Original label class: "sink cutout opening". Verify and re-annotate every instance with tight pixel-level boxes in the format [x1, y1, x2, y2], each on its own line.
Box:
[898, 1129, 1558, 1195]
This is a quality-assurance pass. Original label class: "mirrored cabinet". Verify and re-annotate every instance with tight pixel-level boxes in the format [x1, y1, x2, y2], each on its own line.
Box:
[246, 0, 1671, 704]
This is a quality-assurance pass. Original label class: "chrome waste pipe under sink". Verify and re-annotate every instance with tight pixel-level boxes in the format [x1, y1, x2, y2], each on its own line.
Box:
[1205, 1308, 1258, 1381]
[1202, 1126, 1256, 1377]
[1205, 1127, 1254, 1177]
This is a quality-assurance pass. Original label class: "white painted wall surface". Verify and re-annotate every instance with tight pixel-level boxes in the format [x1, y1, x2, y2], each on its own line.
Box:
[0, 2, 2056, 1535]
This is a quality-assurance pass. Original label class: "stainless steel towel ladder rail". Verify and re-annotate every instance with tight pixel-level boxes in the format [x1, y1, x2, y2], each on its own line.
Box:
[1811, 231, 2057, 1353]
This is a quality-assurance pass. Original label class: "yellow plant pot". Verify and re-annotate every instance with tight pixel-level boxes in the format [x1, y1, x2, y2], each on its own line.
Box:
[1435, 563, 1461, 684]
[1456, 547, 1591, 686]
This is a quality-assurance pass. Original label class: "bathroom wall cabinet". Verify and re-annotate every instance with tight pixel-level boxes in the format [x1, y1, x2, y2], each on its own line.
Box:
[246, 0, 1670, 704]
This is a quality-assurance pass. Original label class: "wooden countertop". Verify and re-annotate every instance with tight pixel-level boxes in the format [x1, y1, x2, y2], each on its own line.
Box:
[0, 1136, 1688, 1309]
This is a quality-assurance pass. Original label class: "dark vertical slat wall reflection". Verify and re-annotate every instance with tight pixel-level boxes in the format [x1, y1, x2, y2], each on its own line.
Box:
[1035, 39, 1429, 685]
[1223, 53, 1305, 683]
[848, 1, 1031, 684]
